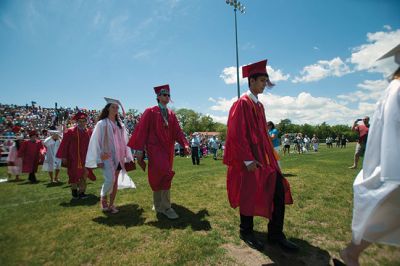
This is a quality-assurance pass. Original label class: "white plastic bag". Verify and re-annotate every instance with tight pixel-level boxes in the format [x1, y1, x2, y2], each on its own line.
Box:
[117, 170, 136, 190]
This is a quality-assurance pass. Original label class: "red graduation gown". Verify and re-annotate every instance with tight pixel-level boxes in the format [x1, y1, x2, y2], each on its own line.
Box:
[56, 126, 95, 183]
[223, 95, 293, 218]
[128, 106, 189, 191]
[18, 140, 44, 173]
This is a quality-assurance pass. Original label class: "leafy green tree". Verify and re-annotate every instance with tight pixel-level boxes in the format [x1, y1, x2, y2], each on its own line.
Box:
[302, 123, 314, 138]
[199, 115, 216, 132]
[175, 108, 200, 134]
[277, 118, 292, 136]
[215, 122, 227, 141]
[126, 108, 141, 116]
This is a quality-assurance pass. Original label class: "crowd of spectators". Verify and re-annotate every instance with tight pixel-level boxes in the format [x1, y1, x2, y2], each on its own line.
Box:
[0, 103, 141, 162]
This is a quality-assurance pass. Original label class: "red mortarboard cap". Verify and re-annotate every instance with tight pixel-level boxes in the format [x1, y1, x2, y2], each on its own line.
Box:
[72, 111, 88, 120]
[29, 130, 37, 137]
[12, 125, 21, 133]
[154, 84, 170, 95]
[242, 59, 268, 78]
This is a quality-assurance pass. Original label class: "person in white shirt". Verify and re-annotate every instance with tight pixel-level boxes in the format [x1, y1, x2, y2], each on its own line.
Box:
[338, 45, 400, 266]
[42, 130, 62, 183]
[311, 134, 319, 152]
[282, 133, 290, 156]
[86, 98, 134, 214]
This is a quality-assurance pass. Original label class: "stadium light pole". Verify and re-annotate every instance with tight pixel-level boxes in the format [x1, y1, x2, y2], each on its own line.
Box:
[225, 0, 245, 99]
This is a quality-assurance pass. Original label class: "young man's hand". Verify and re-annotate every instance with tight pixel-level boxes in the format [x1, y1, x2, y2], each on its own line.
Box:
[136, 153, 144, 162]
[184, 146, 191, 155]
[246, 161, 263, 172]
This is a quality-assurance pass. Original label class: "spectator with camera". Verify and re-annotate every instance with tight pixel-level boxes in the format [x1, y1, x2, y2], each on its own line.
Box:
[349, 116, 370, 169]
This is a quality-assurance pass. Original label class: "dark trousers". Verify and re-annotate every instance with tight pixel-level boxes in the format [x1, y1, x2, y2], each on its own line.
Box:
[191, 147, 200, 165]
[28, 172, 37, 183]
[211, 148, 217, 159]
[240, 172, 285, 240]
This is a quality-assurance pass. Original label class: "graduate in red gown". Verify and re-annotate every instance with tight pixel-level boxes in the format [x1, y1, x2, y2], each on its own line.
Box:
[56, 112, 95, 199]
[128, 84, 190, 220]
[223, 59, 298, 252]
[18, 130, 45, 183]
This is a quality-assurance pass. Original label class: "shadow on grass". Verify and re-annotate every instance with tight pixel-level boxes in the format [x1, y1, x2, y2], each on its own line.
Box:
[146, 203, 211, 231]
[254, 232, 330, 266]
[282, 173, 296, 177]
[17, 180, 42, 185]
[59, 194, 99, 207]
[7, 179, 25, 183]
[92, 204, 145, 228]
[45, 181, 65, 188]
[61, 182, 94, 189]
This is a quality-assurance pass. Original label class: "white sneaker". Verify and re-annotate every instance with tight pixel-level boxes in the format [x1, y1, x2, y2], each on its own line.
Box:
[109, 205, 119, 214]
[162, 208, 179, 219]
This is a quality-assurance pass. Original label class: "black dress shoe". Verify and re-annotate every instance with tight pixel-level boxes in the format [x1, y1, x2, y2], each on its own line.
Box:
[240, 233, 264, 251]
[71, 189, 79, 199]
[79, 192, 89, 199]
[269, 238, 299, 252]
[332, 258, 346, 266]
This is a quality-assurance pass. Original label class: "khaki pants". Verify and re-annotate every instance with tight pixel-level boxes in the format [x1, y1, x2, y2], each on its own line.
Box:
[153, 190, 171, 212]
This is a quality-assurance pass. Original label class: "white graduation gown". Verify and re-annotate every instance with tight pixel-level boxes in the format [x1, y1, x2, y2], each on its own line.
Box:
[352, 79, 400, 246]
[42, 137, 62, 171]
[85, 118, 135, 190]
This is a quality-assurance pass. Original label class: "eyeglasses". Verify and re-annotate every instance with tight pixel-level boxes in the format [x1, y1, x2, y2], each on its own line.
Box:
[161, 94, 170, 97]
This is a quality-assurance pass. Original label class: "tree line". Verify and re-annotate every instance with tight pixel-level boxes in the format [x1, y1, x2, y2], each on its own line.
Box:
[128, 108, 359, 142]
[277, 119, 358, 142]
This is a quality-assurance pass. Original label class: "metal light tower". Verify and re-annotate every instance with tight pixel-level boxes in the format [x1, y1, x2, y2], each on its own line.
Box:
[225, 0, 245, 99]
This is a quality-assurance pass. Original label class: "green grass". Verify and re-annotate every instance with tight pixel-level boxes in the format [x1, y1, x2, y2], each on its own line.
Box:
[0, 143, 399, 265]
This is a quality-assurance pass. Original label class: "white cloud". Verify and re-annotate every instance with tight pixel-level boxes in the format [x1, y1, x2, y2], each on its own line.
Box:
[207, 114, 228, 124]
[267, 66, 290, 82]
[164, 0, 180, 9]
[292, 57, 351, 83]
[208, 91, 377, 125]
[219, 65, 289, 85]
[132, 49, 153, 59]
[291, 28, 399, 83]
[108, 15, 130, 43]
[357, 79, 388, 91]
[219, 66, 246, 85]
[242, 42, 256, 50]
[383, 25, 392, 31]
[25, 1, 42, 34]
[337, 79, 388, 103]
[313, 46, 319, 50]
[106, 1, 180, 45]
[348, 29, 400, 76]
[209, 97, 237, 112]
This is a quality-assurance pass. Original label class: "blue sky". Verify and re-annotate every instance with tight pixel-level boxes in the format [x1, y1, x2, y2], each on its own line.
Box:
[1, 0, 399, 125]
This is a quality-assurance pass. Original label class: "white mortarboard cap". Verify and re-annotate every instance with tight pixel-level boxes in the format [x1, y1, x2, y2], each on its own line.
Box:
[104, 97, 126, 116]
[104, 97, 122, 106]
[48, 130, 61, 135]
[378, 43, 400, 65]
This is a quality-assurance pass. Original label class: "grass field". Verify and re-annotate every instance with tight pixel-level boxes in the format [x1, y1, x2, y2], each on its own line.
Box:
[0, 143, 399, 265]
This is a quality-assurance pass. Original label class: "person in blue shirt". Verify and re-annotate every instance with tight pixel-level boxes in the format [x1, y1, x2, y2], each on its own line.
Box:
[267, 121, 280, 168]
[208, 135, 219, 160]
[190, 133, 201, 165]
